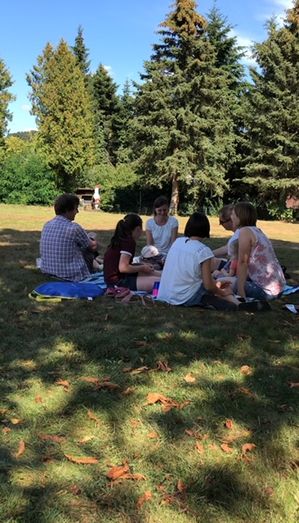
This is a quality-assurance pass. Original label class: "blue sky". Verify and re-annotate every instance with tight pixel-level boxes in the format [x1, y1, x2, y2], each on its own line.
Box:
[1, 0, 293, 133]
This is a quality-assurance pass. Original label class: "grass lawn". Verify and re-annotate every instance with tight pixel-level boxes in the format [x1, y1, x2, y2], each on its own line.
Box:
[0, 204, 298, 523]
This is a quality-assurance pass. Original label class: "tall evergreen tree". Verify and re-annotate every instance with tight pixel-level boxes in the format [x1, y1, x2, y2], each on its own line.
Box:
[0, 59, 14, 150]
[131, 0, 236, 212]
[91, 64, 122, 165]
[72, 26, 90, 78]
[27, 40, 96, 191]
[242, 0, 299, 201]
[206, 6, 247, 198]
[117, 79, 135, 163]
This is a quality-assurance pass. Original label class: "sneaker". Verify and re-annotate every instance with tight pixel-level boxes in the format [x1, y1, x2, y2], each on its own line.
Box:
[238, 300, 272, 312]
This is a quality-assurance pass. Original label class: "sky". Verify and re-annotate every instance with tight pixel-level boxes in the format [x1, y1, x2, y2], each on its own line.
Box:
[1, 0, 294, 133]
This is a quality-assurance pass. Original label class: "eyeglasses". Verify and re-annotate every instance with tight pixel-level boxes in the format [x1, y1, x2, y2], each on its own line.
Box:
[219, 218, 231, 225]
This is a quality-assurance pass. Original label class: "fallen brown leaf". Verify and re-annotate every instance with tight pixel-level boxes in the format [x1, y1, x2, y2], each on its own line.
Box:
[184, 373, 196, 384]
[263, 486, 274, 497]
[242, 443, 256, 453]
[137, 490, 152, 508]
[147, 431, 159, 439]
[225, 419, 233, 429]
[121, 386, 135, 396]
[15, 440, 26, 458]
[240, 365, 253, 376]
[146, 392, 170, 405]
[78, 435, 94, 444]
[121, 473, 146, 481]
[106, 464, 130, 480]
[35, 395, 43, 404]
[55, 379, 70, 390]
[177, 479, 187, 492]
[134, 340, 148, 347]
[123, 366, 149, 375]
[288, 382, 299, 388]
[156, 361, 172, 372]
[221, 443, 234, 453]
[64, 454, 98, 465]
[130, 419, 140, 428]
[69, 484, 82, 495]
[195, 441, 204, 454]
[10, 418, 22, 425]
[87, 410, 100, 425]
[238, 387, 256, 398]
[2, 427, 11, 434]
[38, 433, 65, 443]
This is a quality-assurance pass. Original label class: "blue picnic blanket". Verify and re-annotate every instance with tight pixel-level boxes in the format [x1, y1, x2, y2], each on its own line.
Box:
[282, 284, 299, 296]
[30, 280, 105, 301]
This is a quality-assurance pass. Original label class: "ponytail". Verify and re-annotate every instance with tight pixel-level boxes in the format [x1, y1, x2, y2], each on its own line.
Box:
[109, 213, 142, 248]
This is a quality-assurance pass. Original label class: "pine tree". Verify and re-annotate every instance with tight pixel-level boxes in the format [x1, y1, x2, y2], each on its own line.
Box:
[206, 6, 247, 199]
[27, 39, 96, 191]
[131, 0, 236, 212]
[243, 0, 299, 201]
[72, 26, 90, 78]
[117, 79, 135, 163]
[91, 64, 122, 165]
[0, 59, 14, 150]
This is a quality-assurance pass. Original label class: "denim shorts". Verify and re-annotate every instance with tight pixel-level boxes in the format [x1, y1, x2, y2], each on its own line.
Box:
[182, 284, 237, 311]
[244, 281, 280, 301]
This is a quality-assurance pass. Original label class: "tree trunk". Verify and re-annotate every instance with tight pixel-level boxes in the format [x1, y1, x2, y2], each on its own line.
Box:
[169, 174, 179, 215]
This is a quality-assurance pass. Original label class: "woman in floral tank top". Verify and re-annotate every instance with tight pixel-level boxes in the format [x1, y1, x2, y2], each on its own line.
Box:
[231, 202, 285, 300]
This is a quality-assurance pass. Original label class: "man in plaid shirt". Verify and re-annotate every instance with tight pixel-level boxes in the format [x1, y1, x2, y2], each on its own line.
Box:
[40, 193, 97, 281]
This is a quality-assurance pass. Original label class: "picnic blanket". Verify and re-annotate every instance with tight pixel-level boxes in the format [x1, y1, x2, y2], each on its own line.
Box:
[282, 284, 299, 296]
[29, 281, 105, 302]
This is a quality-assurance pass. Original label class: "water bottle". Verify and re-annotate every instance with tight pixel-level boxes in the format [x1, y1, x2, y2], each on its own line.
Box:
[152, 281, 160, 298]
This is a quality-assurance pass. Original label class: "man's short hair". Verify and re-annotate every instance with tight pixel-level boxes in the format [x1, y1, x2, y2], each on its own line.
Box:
[184, 212, 210, 238]
[54, 193, 80, 215]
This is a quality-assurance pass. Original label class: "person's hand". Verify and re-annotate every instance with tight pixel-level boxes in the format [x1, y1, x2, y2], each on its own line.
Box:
[141, 264, 154, 274]
[216, 280, 233, 296]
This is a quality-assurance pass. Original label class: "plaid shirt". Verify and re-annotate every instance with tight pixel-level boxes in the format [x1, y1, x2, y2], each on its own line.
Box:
[40, 215, 91, 281]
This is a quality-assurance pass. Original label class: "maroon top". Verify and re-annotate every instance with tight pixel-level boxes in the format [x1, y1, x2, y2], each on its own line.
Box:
[104, 237, 136, 285]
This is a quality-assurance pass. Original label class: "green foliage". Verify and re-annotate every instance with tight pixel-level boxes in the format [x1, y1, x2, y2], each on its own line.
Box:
[72, 25, 90, 78]
[131, 0, 237, 212]
[243, 2, 299, 198]
[91, 65, 122, 165]
[0, 58, 14, 147]
[84, 162, 137, 210]
[27, 40, 96, 192]
[0, 149, 58, 205]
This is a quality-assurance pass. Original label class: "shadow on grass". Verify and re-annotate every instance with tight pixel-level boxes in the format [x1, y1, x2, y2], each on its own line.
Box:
[0, 228, 299, 521]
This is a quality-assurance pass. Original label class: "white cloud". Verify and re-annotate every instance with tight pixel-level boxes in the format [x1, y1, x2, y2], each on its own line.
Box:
[256, 0, 293, 23]
[229, 30, 257, 68]
[103, 64, 113, 77]
[270, 0, 293, 8]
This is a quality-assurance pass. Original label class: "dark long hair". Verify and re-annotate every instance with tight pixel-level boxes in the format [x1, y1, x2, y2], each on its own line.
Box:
[109, 213, 142, 248]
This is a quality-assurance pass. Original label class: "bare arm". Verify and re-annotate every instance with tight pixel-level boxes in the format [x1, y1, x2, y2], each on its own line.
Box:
[170, 226, 178, 246]
[119, 253, 154, 274]
[201, 259, 232, 297]
[146, 230, 154, 246]
[237, 228, 253, 298]
[213, 244, 228, 257]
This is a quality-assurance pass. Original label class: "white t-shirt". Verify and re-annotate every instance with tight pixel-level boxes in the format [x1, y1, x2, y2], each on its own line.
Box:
[157, 237, 214, 305]
[146, 215, 178, 255]
[227, 229, 240, 257]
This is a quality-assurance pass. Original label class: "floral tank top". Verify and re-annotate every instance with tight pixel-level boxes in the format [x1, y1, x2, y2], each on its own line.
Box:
[246, 227, 285, 296]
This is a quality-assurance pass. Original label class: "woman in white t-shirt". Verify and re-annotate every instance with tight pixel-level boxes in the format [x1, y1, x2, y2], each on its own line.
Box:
[157, 212, 241, 311]
[146, 196, 178, 256]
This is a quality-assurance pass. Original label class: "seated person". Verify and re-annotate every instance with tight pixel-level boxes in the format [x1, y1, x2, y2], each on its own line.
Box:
[157, 212, 240, 311]
[232, 202, 285, 300]
[213, 239, 239, 279]
[213, 204, 240, 259]
[104, 214, 161, 292]
[40, 193, 98, 281]
[146, 196, 178, 256]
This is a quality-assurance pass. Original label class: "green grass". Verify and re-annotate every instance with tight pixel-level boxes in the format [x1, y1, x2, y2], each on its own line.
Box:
[0, 204, 298, 523]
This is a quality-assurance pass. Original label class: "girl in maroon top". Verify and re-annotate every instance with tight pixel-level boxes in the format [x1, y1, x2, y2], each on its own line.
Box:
[104, 214, 161, 292]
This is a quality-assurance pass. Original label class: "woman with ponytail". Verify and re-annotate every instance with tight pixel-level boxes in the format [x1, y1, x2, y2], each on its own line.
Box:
[104, 214, 161, 292]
